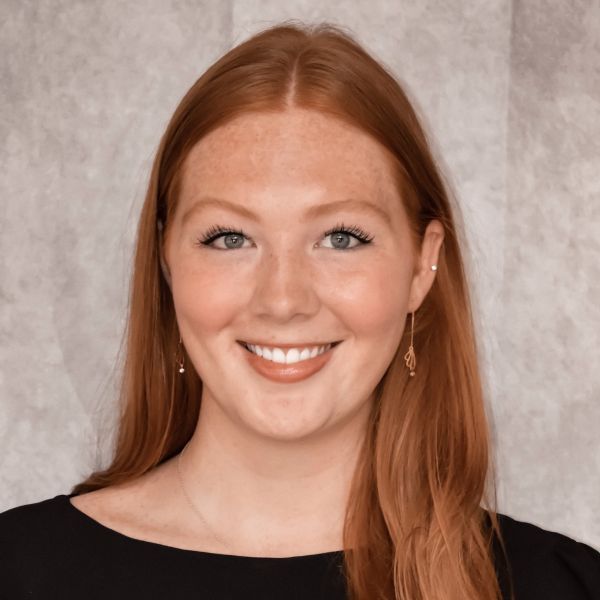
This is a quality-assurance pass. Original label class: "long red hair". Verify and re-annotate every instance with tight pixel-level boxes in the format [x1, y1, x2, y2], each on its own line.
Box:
[72, 20, 512, 600]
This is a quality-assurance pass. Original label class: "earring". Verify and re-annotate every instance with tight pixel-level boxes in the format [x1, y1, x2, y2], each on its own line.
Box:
[431, 264, 438, 271]
[404, 311, 416, 377]
[176, 336, 185, 374]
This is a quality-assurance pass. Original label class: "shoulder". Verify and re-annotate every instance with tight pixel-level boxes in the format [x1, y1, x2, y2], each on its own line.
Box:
[0, 493, 69, 546]
[0, 484, 131, 543]
[0, 484, 161, 598]
[0, 494, 75, 597]
[492, 511, 600, 599]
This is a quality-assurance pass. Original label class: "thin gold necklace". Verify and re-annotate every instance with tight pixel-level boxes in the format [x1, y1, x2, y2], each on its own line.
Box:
[176, 441, 229, 550]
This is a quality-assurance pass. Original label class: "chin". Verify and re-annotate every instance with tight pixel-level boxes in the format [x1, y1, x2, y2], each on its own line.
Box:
[237, 400, 335, 443]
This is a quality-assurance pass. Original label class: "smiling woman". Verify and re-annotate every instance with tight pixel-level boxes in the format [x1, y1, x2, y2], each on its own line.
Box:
[2, 19, 599, 600]
[158, 106, 442, 426]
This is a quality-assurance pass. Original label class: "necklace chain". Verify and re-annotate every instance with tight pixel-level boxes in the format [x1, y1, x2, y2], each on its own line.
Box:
[176, 441, 229, 549]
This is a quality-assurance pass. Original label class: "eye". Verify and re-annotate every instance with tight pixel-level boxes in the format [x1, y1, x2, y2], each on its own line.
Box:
[196, 225, 252, 250]
[321, 223, 374, 250]
[195, 222, 374, 251]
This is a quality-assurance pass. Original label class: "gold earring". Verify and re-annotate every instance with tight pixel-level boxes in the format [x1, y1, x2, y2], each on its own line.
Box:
[176, 336, 185, 374]
[404, 311, 416, 377]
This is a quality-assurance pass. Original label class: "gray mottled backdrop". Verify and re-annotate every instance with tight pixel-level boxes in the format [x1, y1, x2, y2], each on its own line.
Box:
[1, 1, 599, 549]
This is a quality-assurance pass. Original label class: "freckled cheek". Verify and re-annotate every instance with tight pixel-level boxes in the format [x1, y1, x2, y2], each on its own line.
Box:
[171, 257, 409, 340]
[316, 266, 408, 337]
[172, 263, 247, 333]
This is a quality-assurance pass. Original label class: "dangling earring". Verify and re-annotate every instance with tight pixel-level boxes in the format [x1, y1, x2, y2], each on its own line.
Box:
[175, 336, 185, 374]
[404, 311, 416, 377]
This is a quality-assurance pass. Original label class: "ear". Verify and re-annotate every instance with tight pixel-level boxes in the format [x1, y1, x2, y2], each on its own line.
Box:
[157, 219, 173, 290]
[407, 220, 445, 313]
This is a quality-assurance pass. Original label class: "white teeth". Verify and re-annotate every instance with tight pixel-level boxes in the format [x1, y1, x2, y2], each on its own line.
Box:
[285, 349, 300, 364]
[272, 348, 286, 364]
[245, 343, 334, 364]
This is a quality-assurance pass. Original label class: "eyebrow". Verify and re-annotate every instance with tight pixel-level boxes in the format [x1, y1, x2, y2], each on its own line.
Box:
[180, 196, 391, 225]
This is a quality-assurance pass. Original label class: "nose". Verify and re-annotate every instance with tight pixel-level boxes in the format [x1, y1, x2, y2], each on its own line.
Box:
[249, 245, 320, 321]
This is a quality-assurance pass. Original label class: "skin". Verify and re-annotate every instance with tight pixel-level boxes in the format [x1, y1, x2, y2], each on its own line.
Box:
[71, 107, 444, 557]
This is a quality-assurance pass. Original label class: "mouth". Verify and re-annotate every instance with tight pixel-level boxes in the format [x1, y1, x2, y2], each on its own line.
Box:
[236, 339, 343, 383]
[237, 340, 342, 357]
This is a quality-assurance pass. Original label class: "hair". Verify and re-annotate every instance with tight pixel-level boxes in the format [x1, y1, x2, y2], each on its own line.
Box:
[72, 20, 513, 600]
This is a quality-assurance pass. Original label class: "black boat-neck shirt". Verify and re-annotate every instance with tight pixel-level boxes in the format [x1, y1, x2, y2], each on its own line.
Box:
[1, 493, 599, 599]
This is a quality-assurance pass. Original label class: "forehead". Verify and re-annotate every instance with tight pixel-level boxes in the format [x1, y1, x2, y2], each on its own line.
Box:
[179, 108, 401, 207]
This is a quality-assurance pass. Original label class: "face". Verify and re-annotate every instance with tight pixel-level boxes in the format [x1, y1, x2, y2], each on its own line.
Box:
[163, 107, 442, 442]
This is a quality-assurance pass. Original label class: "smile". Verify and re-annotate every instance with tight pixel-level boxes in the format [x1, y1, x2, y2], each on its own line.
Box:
[239, 341, 341, 365]
[237, 340, 343, 383]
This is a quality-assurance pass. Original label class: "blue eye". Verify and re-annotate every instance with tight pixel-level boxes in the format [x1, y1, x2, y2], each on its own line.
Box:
[196, 223, 374, 250]
[197, 225, 250, 250]
[322, 223, 374, 249]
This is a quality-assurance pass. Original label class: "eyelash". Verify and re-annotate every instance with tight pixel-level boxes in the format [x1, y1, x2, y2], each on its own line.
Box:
[323, 223, 374, 245]
[196, 222, 374, 249]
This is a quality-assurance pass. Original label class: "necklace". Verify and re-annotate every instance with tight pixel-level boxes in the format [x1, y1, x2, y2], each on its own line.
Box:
[176, 441, 229, 549]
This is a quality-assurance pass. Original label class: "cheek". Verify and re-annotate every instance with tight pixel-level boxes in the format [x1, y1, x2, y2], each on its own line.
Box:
[315, 258, 410, 336]
[171, 261, 247, 332]
[170, 249, 411, 338]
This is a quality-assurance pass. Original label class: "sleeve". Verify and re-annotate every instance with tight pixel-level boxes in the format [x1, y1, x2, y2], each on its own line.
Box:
[0, 498, 69, 600]
[505, 529, 600, 599]
[550, 534, 600, 599]
[0, 504, 33, 599]
[493, 513, 600, 600]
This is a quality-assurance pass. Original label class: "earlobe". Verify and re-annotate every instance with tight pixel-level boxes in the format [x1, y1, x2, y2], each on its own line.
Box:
[157, 220, 173, 290]
[407, 268, 434, 313]
[407, 220, 444, 312]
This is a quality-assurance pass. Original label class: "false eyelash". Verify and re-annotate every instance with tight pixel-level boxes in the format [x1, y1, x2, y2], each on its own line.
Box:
[197, 224, 248, 246]
[323, 222, 374, 244]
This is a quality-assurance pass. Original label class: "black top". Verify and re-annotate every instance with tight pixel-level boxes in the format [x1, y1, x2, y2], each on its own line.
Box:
[1, 493, 599, 599]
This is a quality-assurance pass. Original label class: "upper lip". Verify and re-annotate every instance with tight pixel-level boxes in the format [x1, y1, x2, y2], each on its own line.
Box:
[238, 340, 342, 349]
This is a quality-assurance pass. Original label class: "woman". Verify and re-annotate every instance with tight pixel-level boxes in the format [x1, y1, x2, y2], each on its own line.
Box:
[1, 20, 599, 600]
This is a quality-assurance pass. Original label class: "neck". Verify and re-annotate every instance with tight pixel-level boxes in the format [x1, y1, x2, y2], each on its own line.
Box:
[177, 395, 371, 557]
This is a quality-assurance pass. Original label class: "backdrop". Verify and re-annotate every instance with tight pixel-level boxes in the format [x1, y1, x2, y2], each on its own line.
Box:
[1, 0, 599, 549]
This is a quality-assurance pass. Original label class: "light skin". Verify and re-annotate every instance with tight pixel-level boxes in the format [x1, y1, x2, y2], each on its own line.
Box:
[71, 107, 444, 557]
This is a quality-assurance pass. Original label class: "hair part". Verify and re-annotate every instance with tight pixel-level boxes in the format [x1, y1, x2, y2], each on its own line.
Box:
[72, 19, 513, 600]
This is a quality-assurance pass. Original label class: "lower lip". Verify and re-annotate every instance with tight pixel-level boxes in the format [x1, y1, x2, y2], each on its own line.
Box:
[238, 342, 341, 383]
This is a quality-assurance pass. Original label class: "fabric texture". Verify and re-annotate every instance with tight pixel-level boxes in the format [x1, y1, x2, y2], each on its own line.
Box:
[1, 493, 599, 599]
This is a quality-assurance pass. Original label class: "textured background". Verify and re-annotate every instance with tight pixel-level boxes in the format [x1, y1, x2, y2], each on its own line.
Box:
[1, 1, 599, 549]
